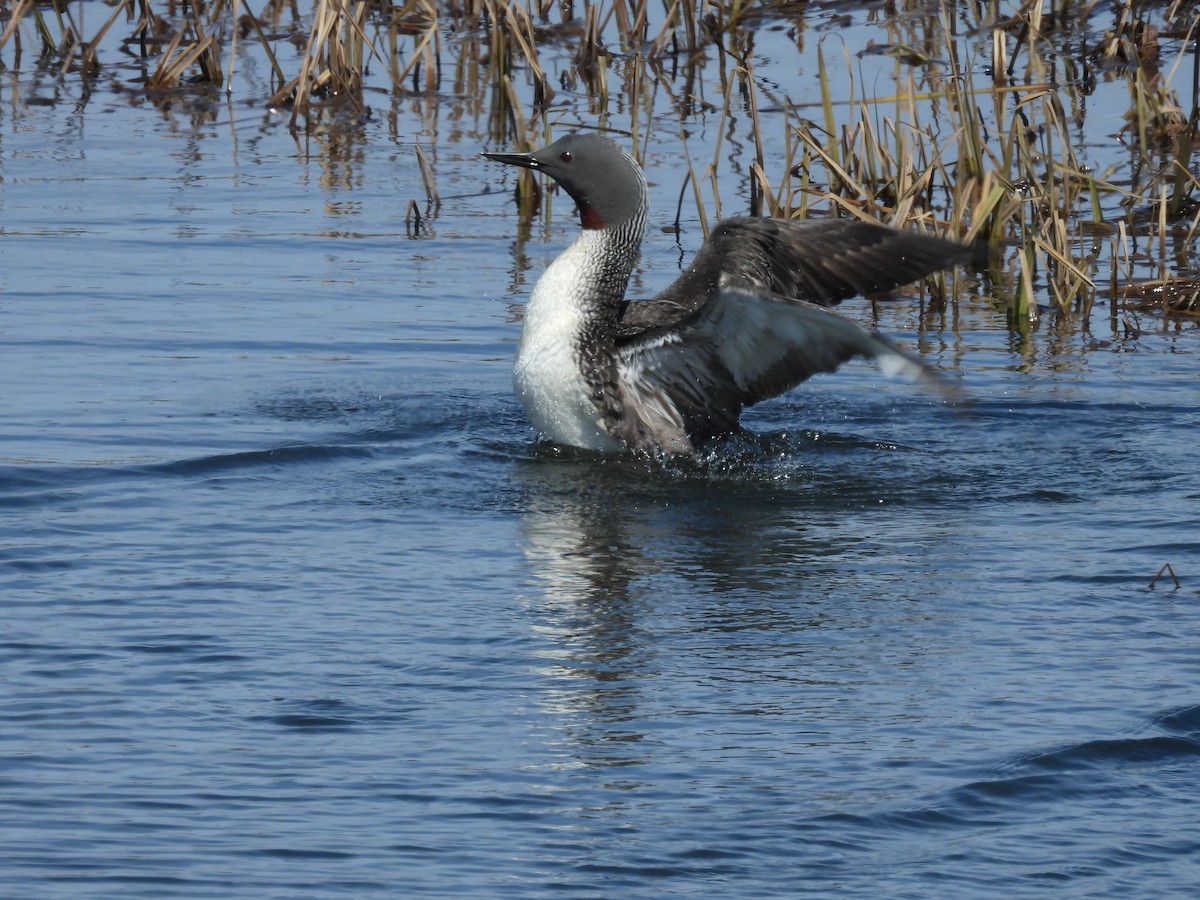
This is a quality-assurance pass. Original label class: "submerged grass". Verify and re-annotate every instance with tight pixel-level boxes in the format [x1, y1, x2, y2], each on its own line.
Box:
[1, 0, 1196, 335]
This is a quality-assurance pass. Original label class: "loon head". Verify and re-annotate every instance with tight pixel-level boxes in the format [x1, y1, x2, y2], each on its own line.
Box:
[483, 132, 648, 232]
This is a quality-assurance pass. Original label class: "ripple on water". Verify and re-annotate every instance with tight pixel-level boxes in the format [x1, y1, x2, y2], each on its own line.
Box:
[2, 84, 1198, 897]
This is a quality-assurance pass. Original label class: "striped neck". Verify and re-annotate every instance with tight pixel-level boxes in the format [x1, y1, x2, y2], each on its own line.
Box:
[572, 208, 647, 333]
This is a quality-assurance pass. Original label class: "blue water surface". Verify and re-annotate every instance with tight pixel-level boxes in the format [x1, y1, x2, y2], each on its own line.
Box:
[3, 8, 1200, 898]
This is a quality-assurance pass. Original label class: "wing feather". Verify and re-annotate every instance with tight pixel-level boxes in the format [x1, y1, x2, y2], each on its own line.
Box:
[609, 215, 974, 450]
[617, 279, 946, 445]
[616, 216, 975, 342]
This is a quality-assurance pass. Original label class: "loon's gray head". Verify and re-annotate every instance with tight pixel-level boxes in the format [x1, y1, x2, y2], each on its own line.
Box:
[483, 133, 648, 232]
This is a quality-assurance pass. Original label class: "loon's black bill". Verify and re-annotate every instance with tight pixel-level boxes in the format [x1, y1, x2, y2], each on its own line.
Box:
[482, 150, 539, 170]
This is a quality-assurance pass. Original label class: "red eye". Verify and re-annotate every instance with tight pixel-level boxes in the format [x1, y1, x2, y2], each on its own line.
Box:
[560, 152, 572, 163]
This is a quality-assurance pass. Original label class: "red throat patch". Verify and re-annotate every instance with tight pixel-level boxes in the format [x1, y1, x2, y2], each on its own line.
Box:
[579, 205, 605, 230]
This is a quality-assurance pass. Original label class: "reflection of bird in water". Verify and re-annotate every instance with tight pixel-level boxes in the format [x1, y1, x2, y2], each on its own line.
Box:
[484, 133, 975, 455]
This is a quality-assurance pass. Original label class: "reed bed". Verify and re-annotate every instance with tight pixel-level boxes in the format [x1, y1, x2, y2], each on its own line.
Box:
[2, 0, 1196, 332]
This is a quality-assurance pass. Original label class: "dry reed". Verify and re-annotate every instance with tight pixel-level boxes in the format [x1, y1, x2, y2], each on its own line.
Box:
[2, 0, 1196, 333]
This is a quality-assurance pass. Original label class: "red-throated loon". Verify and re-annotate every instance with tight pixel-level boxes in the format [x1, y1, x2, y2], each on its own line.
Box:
[483, 132, 974, 455]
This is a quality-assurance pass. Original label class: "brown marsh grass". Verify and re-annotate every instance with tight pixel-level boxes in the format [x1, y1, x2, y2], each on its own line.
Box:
[1, 0, 1196, 331]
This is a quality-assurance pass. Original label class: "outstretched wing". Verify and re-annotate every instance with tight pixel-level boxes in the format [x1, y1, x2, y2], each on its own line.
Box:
[616, 216, 975, 341]
[614, 278, 945, 449]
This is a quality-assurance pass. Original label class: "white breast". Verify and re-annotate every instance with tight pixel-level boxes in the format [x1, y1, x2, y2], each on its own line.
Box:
[512, 234, 622, 452]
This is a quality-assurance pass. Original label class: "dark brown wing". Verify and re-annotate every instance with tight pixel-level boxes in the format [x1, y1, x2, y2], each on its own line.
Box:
[615, 279, 941, 445]
[615, 216, 974, 343]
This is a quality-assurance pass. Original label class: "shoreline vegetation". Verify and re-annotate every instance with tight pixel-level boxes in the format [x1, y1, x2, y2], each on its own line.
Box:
[2, 0, 1197, 328]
